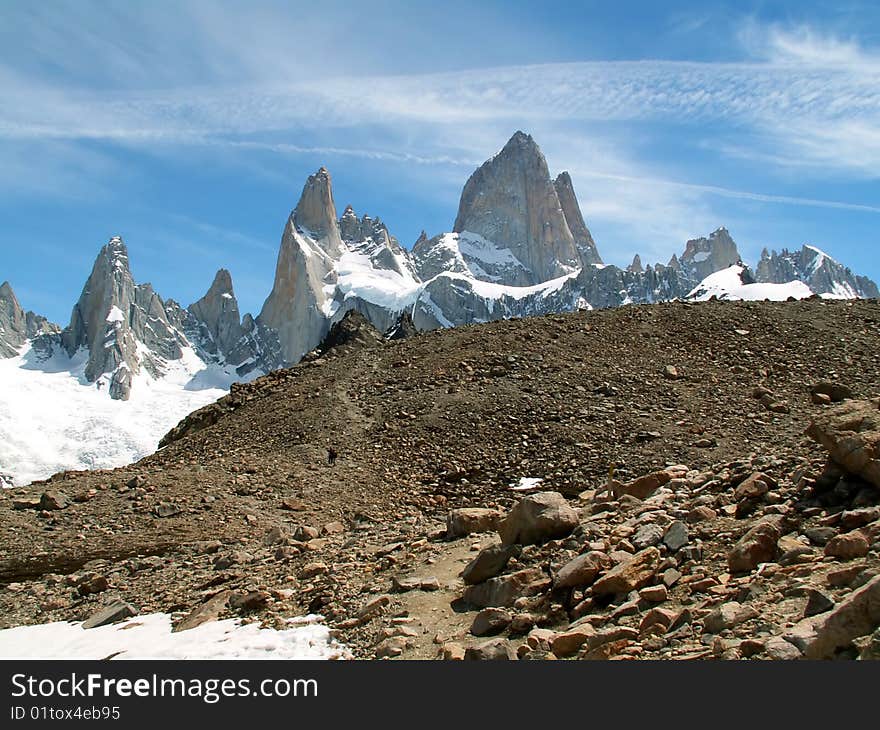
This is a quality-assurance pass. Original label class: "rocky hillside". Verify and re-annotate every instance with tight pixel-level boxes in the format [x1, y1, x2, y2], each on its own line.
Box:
[1, 298, 879, 660]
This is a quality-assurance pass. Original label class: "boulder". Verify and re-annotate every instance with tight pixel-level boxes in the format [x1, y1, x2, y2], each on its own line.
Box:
[462, 544, 519, 585]
[617, 471, 672, 500]
[553, 551, 606, 590]
[464, 639, 516, 660]
[39, 491, 70, 511]
[824, 531, 870, 560]
[550, 627, 595, 657]
[727, 518, 782, 573]
[805, 398, 880, 488]
[470, 608, 512, 637]
[782, 575, 880, 658]
[591, 547, 661, 596]
[82, 600, 138, 630]
[462, 567, 548, 608]
[447, 508, 505, 538]
[810, 382, 854, 403]
[499, 492, 578, 546]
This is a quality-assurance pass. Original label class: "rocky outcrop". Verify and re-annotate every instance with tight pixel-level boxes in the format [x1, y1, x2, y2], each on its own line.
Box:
[0, 282, 59, 358]
[60, 237, 186, 399]
[553, 171, 602, 266]
[756, 245, 879, 299]
[258, 171, 342, 363]
[313, 309, 383, 356]
[0, 281, 28, 358]
[678, 228, 742, 285]
[452, 131, 587, 286]
[806, 398, 880, 488]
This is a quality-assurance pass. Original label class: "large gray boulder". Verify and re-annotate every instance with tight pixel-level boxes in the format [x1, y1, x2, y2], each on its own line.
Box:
[499, 491, 578, 546]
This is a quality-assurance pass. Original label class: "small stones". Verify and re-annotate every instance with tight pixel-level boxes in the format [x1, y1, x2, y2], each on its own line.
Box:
[391, 575, 440, 593]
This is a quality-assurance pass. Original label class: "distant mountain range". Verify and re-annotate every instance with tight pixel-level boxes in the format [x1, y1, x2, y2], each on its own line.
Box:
[0, 131, 876, 485]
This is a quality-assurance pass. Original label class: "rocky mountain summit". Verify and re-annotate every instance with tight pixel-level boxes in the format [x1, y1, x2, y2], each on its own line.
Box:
[2, 298, 879, 660]
[0, 281, 58, 358]
[2, 131, 876, 404]
[757, 245, 879, 299]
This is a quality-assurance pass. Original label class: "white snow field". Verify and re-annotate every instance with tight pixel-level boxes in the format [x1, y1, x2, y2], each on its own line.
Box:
[0, 343, 240, 487]
[0, 613, 349, 660]
[688, 265, 814, 302]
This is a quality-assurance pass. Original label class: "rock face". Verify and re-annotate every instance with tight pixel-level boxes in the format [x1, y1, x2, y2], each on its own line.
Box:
[806, 398, 880, 488]
[757, 245, 879, 299]
[553, 171, 602, 267]
[451, 131, 587, 285]
[60, 237, 186, 400]
[259, 168, 421, 364]
[0, 281, 28, 357]
[678, 228, 742, 284]
[0, 281, 60, 358]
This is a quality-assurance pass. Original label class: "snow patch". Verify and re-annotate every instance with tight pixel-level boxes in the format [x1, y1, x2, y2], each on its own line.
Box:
[688, 265, 814, 302]
[511, 477, 543, 491]
[106, 306, 125, 323]
[0, 613, 348, 660]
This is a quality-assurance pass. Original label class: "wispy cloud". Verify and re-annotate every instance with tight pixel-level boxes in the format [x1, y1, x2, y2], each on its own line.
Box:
[0, 6, 878, 273]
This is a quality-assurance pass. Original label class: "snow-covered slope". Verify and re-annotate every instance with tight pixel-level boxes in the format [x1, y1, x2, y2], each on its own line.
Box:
[0, 342, 251, 486]
[688, 265, 814, 302]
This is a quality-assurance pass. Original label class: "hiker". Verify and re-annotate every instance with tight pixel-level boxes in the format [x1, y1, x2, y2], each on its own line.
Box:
[327, 446, 338, 465]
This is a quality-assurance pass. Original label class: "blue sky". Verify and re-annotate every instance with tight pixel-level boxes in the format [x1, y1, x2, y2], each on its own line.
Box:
[0, 0, 878, 322]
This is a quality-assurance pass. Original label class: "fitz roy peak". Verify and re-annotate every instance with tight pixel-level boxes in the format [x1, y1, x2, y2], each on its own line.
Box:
[1, 130, 878, 405]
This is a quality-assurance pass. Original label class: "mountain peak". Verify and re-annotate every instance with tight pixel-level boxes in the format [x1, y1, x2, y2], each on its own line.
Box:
[0, 280, 17, 301]
[553, 171, 603, 266]
[452, 132, 585, 285]
[293, 167, 341, 248]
